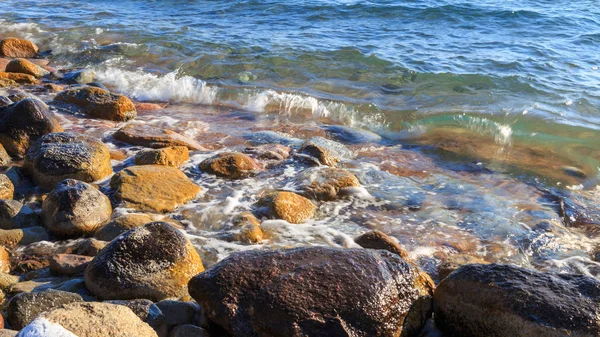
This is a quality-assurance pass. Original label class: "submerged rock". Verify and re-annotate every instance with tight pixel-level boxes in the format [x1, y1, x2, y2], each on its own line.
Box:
[0, 175, 14, 200]
[323, 125, 382, 144]
[436, 254, 488, 281]
[62, 69, 95, 84]
[189, 247, 434, 337]
[199, 152, 261, 179]
[113, 124, 203, 150]
[25, 132, 113, 189]
[0, 38, 38, 58]
[297, 167, 361, 201]
[17, 302, 159, 337]
[54, 86, 137, 121]
[434, 263, 600, 337]
[244, 144, 291, 162]
[355, 230, 410, 259]
[298, 136, 354, 167]
[231, 212, 264, 244]
[110, 165, 201, 213]
[5, 59, 48, 78]
[42, 179, 112, 238]
[134, 146, 189, 167]
[256, 191, 316, 224]
[7, 289, 83, 330]
[0, 98, 63, 157]
[0, 200, 40, 229]
[85, 222, 204, 301]
[244, 130, 303, 147]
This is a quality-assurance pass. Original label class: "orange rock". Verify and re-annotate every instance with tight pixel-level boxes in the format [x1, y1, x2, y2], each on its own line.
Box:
[113, 124, 204, 150]
[6, 58, 49, 78]
[258, 191, 316, 224]
[0, 245, 10, 273]
[0, 38, 38, 58]
[0, 58, 9, 72]
[134, 102, 164, 111]
[199, 152, 261, 179]
[134, 146, 189, 167]
[54, 86, 136, 121]
[0, 71, 37, 84]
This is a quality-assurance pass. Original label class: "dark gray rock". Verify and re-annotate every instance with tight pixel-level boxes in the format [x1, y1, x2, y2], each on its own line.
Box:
[244, 131, 303, 147]
[7, 289, 83, 329]
[62, 69, 95, 84]
[106, 299, 168, 337]
[25, 132, 113, 190]
[0, 200, 40, 229]
[155, 300, 201, 331]
[0, 98, 63, 158]
[42, 179, 112, 238]
[434, 263, 600, 337]
[188, 247, 434, 337]
[169, 325, 210, 337]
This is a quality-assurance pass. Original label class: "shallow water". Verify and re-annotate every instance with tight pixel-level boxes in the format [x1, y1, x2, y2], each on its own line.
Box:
[1, 1, 600, 281]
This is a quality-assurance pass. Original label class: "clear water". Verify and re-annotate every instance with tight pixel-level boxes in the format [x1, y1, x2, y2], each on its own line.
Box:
[2, 0, 600, 284]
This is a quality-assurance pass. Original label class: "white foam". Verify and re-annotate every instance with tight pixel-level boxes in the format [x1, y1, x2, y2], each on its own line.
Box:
[94, 67, 219, 104]
[17, 317, 79, 337]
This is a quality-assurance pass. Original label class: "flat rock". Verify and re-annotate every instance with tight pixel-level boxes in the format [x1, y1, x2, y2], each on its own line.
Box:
[297, 167, 361, 201]
[0, 200, 41, 229]
[110, 165, 201, 213]
[0, 98, 63, 157]
[323, 125, 382, 144]
[94, 213, 153, 241]
[49, 254, 93, 276]
[113, 124, 203, 150]
[17, 302, 158, 337]
[54, 86, 137, 121]
[189, 247, 434, 337]
[0, 175, 13, 200]
[25, 132, 112, 189]
[256, 191, 316, 224]
[0, 38, 38, 58]
[199, 152, 261, 179]
[85, 222, 204, 301]
[434, 263, 600, 337]
[0, 72, 37, 85]
[5, 59, 48, 78]
[7, 289, 83, 330]
[134, 146, 189, 167]
[42, 179, 112, 238]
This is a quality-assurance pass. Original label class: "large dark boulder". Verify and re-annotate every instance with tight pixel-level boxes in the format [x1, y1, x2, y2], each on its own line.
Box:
[434, 263, 600, 337]
[0, 98, 63, 157]
[85, 222, 204, 301]
[188, 247, 434, 337]
[25, 132, 113, 189]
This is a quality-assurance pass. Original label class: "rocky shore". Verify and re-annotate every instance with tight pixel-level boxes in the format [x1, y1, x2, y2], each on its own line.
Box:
[0, 37, 597, 337]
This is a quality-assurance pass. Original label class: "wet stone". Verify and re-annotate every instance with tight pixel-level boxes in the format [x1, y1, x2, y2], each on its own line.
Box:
[7, 289, 83, 330]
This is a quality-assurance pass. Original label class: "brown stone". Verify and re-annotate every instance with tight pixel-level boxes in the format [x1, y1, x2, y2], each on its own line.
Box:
[74, 238, 108, 257]
[0, 38, 38, 58]
[0, 227, 49, 248]
[0, 72, 36, 84]
[257, 191, 316, 224]
[298, 167, 360, 201]
[232, 212, 264, 244]
[134, 146, 189, 167]
[0, 200, 40, 229]
[0, 175, 13, 200]
[113, 124, 204, 150]
[54, 86, 137, 121]
[85, 222, 204, 301]
[0, 79, 16, 88]
[50, 254, 93, 276]
[111, 165, 201, 213]
[94, 213, 153, 241]
[135, 102, 164, 111]
[42, 179, 112, 238]
[0, 145, 10, 168]
[199, 152, 261, 179]
[0, 59, 8, 72]
[0, 98, 63, 158]
[25, 132, 113, 189]
[5, 58, 48, 78]
[244, 144, 291, 161]
[355, 230, 410, 259]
